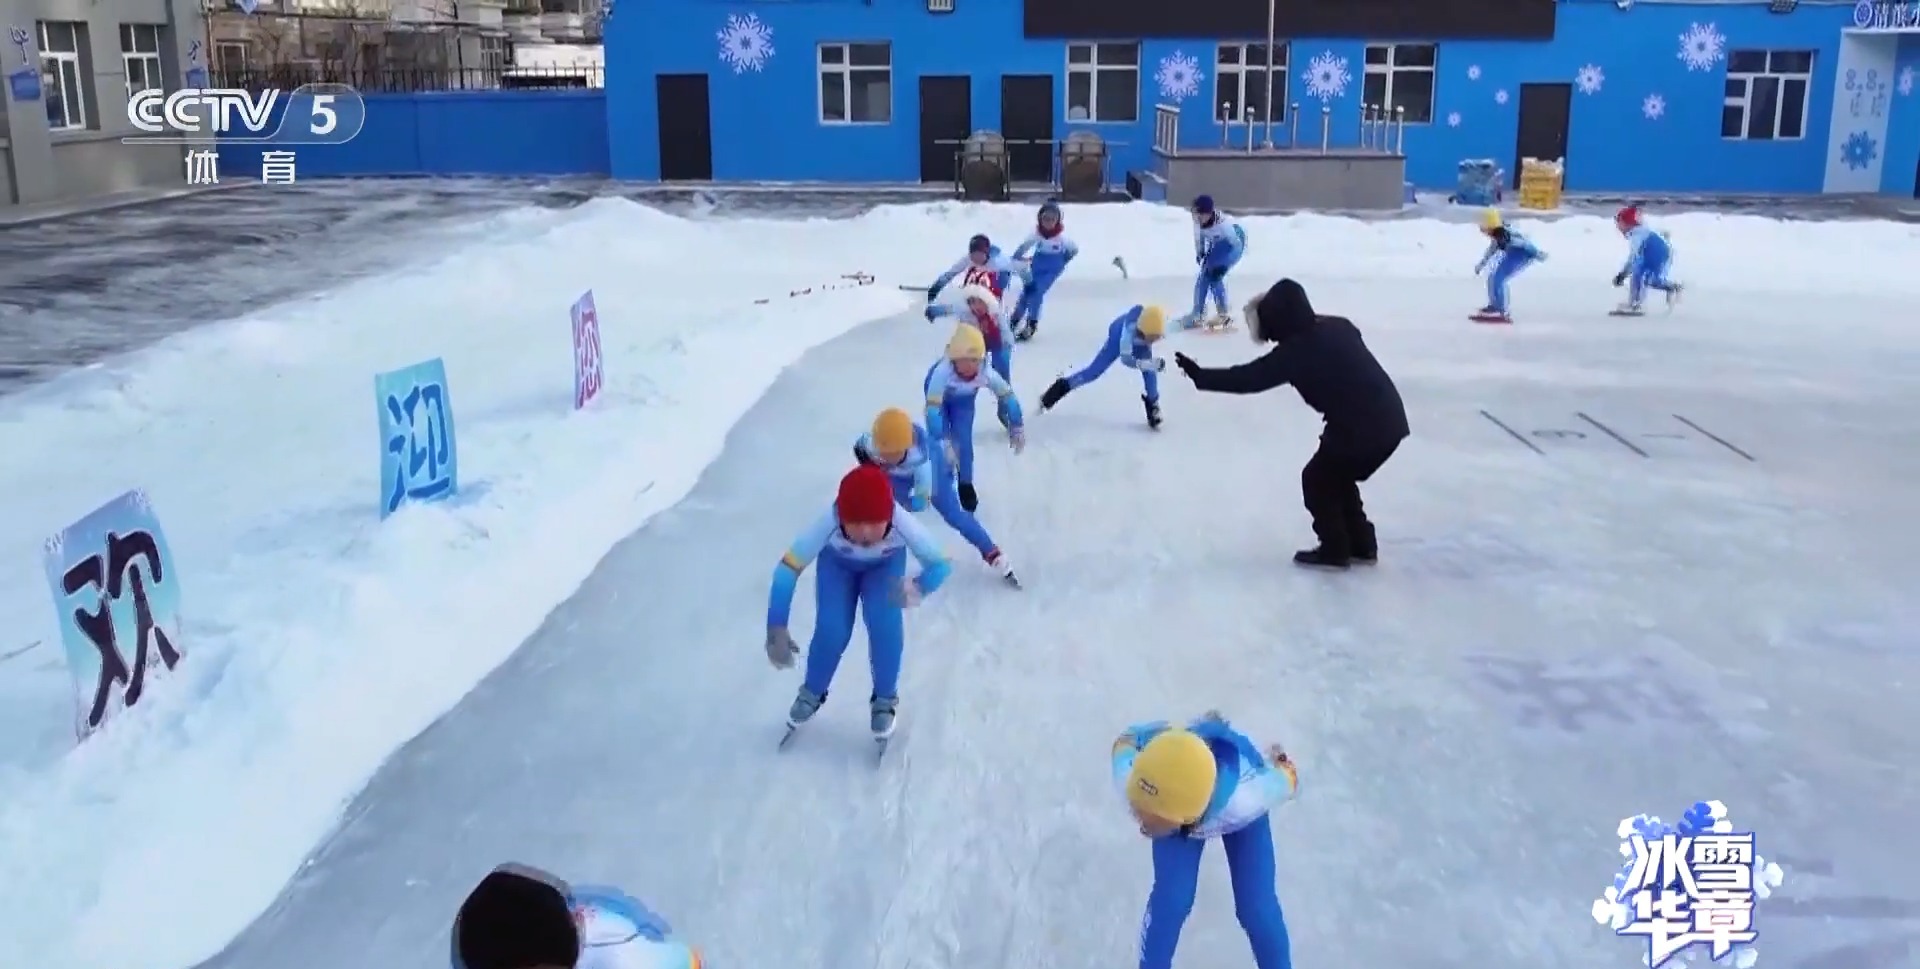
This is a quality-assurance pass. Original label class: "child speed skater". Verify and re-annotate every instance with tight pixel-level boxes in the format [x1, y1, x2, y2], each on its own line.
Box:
[1610, 205, 1683, 316]
[924, 323, 1027, 513]
[854, 406, 1020, 587]
[1176, 194, 1247, 331]
[1007, 200, 1080, 342]
[1038, 304, 1169, 429]
[1470, 208, 1547, 324]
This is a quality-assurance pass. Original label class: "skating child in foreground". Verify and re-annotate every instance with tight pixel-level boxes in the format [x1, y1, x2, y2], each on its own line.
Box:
[1038, 304, 1169, 429]
[925, 232, 1031, 304]
[766, 465, 952, 749]
[1114, 711, 1300, 969]
[855, 406, 1019, 586]
[1470, 208, 1546, 324]
[452, 863, 703, 969]
[924, 323, 1027, 513]
[927, 284, 1017, 422]
[1008, 201, 1080, 341]
[1611, 205, 1683, 316]
[1176, 194, 1247, 331]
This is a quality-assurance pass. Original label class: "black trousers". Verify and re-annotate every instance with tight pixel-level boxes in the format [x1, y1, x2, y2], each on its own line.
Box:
[1300, 438, 1401, 557]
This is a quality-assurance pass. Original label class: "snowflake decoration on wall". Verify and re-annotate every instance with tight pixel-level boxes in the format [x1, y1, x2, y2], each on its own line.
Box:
[1590, 802, 1784, 969]
[1494, 88, 1509, 105]
[1467, 64, 1482, 81]
[1677, 22, 1727, 72]
[1643, 93, 1666, 120]
[1155, 50, 1203, 100]
[1899, 65, 1915, 96]
[1840, 130, 1880, 170]
[1447, 111, 1462, 127]
[717, 13, 774, 74]
[130, 489, 152, 513]
[1302, 51, 1351, 101]
[43, 532, 64, 563]
[1576, 64, 1605, 95]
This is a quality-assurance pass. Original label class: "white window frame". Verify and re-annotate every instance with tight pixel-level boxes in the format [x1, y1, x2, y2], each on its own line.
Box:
[39, 21, 91, 131]
[478, 35, 509, 74]
[1066, 41, 1140, 124]
[1213, 42, 1289, 123]
[817, 41, 892, 125]
[1362, 42, 1438, 125]
[216, 40, 250, 72]
[1722, 49, 1814, 141]
[121, 24, 166, 100]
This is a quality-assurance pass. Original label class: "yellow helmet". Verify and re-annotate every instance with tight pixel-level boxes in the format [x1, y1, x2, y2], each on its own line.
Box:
[1126, 728, 1217, 825]
[870, 407, 914, 455]
[1136, 305, 1167, 339]
[946, 324, 986, 362]
[1480, 208, 1504, 231]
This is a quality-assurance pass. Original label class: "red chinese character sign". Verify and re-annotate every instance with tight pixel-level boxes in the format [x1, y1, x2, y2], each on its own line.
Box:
[571, 290, 604, 410]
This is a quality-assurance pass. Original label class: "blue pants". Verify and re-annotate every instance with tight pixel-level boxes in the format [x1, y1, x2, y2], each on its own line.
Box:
[1629, 252, 1674, 305]
[1191, 253, 1242, 317]
[937, 393, 981, 484]
[887, 454, 999, 559]
[1011, 271, 1062, 324]
[1066, 351, 1160, 404]
[985, 341, 1013, 427]
[1486, 252, 1536, 314]
[801, 553, 907, 700]
[1143, 815, 1291, 969]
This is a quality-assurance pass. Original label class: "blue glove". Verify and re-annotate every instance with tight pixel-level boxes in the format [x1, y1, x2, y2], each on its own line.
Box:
[924, 305, 938, 322]
[925, 285, 940, 303]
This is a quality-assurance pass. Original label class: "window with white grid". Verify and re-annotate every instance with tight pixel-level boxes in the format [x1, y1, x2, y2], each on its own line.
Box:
[39, 21, 91, 131]
[216, 40, 250, 72]
[1213, 42, 1289, 122]
[1066, 42, 1140, 123]
[1362, 42, 1436, 124]
[1722, 49, 1813, 140]
[121, 24, 166, 100]
[818, 42, 892, 124]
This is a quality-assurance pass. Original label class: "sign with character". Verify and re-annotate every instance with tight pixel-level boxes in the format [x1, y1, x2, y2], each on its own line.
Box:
[571, 290, 604, 410]
[375, 357, 460, 518]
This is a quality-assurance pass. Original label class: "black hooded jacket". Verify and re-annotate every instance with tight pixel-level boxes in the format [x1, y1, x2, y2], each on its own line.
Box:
[1187, 279, 1410, 454]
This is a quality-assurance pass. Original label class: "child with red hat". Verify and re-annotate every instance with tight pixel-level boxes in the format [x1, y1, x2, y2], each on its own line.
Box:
[1610, 205, 1683, 316]
[765, 464, 953, 748]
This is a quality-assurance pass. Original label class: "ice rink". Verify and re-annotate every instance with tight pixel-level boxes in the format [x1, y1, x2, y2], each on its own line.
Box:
[2, 193, 1917, 969]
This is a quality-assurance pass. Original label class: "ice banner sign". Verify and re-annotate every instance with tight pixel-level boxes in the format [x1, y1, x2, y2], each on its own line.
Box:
[376, 357, 461, 518]
[571, 290, 605, 410]
[1592, 801, 1786, 968]
[41, 489, 187, 740]
[123, 82, 367, 145]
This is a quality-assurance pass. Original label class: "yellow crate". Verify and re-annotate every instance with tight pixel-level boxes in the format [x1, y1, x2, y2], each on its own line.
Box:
[1517, 157, 1564, 210]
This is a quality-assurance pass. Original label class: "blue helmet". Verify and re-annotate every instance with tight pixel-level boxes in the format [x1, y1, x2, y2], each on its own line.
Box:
[968, 233, 991, 254]
[1037, 200, 1062, 222]
[1190, 194, 1216, 215]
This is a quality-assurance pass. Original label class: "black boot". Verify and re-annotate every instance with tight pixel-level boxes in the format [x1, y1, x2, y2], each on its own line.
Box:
[1293, 546, 1352, 570]
[1040, 378, 1070, 411]
[958, 482, 978, 512]
[1142, 394, 1162, 430]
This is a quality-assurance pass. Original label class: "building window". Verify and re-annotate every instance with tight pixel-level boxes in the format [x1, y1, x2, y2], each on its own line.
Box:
[216, 41, 250, 72]
[121, 24, 166, 100]
[1722, 49, 1813, 140]
[818, 42, 892, 124]
[479, 35, 508, 73]
[1362, 42, 1437, 124]
[39, 21, 91, 131]
[1066, 42, 1140, 123]
[1214, 42, 1289, 122]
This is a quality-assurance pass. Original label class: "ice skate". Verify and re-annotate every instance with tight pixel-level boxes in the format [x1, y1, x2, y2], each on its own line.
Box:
[779, 686, 825, 747]
[1142, 394, 1162, 430]
[869, 695, 898, 738]
[1609, 301, 1645, 317]
[1292, 546, 1352, 571]
[1664, 284, 1683, 308]
[985, 549, 1021, 588]
[957, 482, 978, 512]
[1469, 306, 1511, 324]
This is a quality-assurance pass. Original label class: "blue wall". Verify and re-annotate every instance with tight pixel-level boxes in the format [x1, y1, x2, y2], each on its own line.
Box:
[1883, 35, 1920, 195]
[219, 90, 610, 178]
[603, 0, 1914, 194]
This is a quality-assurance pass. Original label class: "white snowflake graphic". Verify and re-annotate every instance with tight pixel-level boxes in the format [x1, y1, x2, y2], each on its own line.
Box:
[716, 13, 774, 74]
[1155, 50, 1203, 100]
[43, 532, 64, 563]
[129, 489, 152, 513]
[1447, 111, 1462, 127]
[1643, 93, 1666, 120]
[1467, 64, 1482, 81]
[1899, 65, 1915, 96]
[1576, 64, 1605, 95]
[1677, 22, 1727, 72]
[1494, 88, 1509, 104]
[1302, 51, 1351, 101]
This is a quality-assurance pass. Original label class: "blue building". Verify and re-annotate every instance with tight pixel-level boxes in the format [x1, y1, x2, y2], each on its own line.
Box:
[600, 0, 1920, 195]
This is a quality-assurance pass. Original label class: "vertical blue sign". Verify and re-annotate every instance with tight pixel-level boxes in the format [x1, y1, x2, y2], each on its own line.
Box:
[375, 357, 460, 518]
[41, 488, 187, 740]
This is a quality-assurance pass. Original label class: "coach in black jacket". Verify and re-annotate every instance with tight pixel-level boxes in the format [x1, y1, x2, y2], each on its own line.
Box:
[1173, 278, 1409, 569]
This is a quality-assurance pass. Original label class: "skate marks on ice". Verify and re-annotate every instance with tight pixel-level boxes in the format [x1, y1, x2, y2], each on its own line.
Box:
[1377, 531, 1557, 581]
[1478, 410, 1757, 462]
[1461, 652, 1765, 739]
[1762, 856, 1920, 969]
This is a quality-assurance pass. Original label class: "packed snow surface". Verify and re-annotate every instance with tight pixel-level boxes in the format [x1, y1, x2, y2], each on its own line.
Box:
[1, 198, 1917, 969]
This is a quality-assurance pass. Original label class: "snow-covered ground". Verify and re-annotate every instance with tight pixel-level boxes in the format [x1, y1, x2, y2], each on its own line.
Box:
[2, 199, 1918, 969]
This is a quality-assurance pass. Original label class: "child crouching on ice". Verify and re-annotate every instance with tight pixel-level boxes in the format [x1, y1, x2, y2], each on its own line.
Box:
[1471, 208, 1545, 324]
[1037, 304, 1169, 429]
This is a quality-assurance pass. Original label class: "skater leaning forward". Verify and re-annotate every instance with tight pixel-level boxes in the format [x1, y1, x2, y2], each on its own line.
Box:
[1171, 278, 1410, 569]
[765, 464, 952, 742]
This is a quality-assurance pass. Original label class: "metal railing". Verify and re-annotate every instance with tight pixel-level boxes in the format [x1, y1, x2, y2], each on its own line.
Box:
[210, 65, 604, 94]
[1152, 100, 1408, 155]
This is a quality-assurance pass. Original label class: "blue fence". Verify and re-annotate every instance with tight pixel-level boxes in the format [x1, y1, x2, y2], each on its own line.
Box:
[218, 90, 610, 178]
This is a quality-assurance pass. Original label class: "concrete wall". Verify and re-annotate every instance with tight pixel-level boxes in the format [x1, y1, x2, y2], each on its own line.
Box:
[216, 90, 609, 178]
[601, 0, 1880, 194]
[0, 0, 207, 207]
[1161, 151, 1407, 210]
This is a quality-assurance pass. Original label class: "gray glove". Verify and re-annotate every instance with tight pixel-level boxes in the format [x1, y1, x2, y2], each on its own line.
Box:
[765, 627, 798, 669]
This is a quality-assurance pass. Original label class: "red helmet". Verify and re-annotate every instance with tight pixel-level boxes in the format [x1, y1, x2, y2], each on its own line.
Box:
[1614, 206, 1640, 229]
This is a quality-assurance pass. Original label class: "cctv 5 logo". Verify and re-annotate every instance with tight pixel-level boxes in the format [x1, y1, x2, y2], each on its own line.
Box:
[124, 84, 366, 144]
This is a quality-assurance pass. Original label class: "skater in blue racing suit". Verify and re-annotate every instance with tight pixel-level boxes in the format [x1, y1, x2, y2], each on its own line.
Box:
[1037, 304, 1169, 429]
[1179, 194, 1247, 329]
[1611, 205, 1683, 313]
[1472, 208, 1546, 322]
[1007, 201, 1079, 341]
[923, 323, 1027, 514]
[765, 464, 951, 741]
[452, 863, 703, 969]
[855, 406, 1018, 584]
[1113, 712, 1300, 969]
